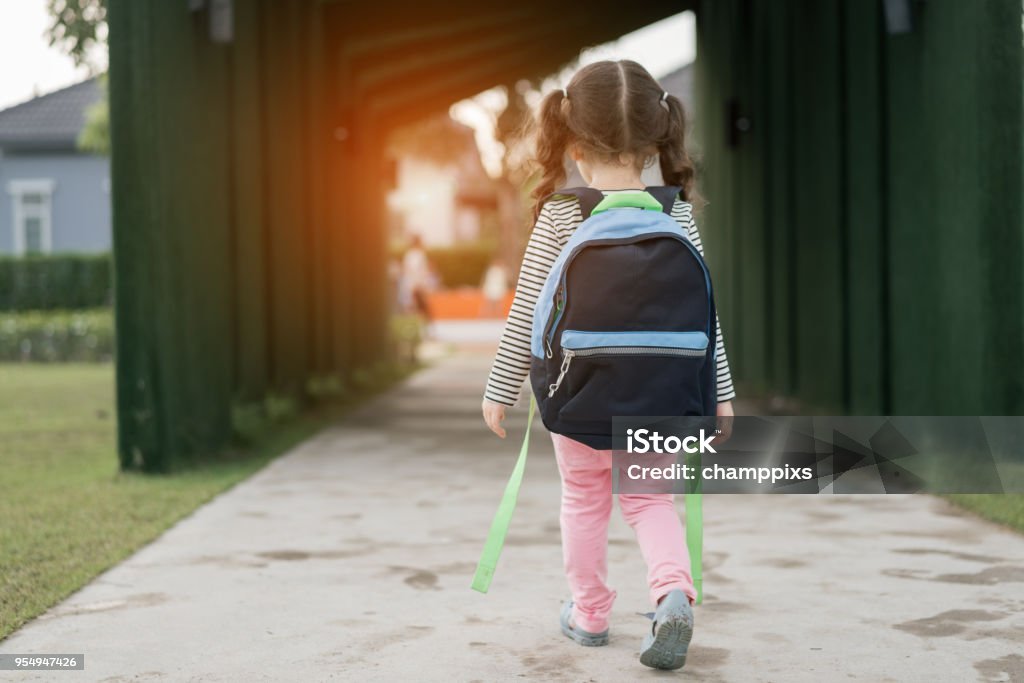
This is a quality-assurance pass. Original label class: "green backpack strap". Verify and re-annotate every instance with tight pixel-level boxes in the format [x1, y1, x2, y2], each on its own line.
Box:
[471, 394, 536, 593]
[590, 190, 665, 215]
[685, 449, 703, 604]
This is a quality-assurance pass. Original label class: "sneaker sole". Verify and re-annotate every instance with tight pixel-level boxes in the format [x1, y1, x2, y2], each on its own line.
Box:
[560, 621, 609, 647]
[639, 616, 693, 670]
[560, 601, 609, 647]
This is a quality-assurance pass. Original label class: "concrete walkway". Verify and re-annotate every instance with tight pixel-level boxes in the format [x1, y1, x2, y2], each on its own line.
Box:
[3, 345, 1023, 682]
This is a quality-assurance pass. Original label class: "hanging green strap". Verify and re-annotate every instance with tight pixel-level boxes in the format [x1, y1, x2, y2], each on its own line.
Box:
[685, 449, 703, 604]
[471, 394, 536, 593]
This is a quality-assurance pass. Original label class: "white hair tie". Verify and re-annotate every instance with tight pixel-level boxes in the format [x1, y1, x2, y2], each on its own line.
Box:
[660, 91, 670, 111]
[560, 87, 568, 99]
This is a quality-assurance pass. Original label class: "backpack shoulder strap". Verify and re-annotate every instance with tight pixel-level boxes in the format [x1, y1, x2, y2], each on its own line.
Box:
[643, 185, 683, 215]
[545, 186, 683, 219]
[543, 187, 606, 220]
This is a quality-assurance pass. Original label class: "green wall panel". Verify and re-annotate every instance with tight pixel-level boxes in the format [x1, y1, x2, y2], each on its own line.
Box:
[110, 0, 234, 470]
[695, 0, 1022, 415]
[230, 0, 270, 402]
[790, 0, 845, 411]
[110, 0, 349, 469]
[842, 0, 886, 414]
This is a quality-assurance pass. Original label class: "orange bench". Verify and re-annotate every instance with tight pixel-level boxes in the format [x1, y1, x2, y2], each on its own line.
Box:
[424, 288, 514, 319]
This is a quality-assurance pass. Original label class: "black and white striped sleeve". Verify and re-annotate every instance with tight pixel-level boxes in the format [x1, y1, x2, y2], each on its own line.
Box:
[483, 198, 579, 406]
[672, 200, 737, 403]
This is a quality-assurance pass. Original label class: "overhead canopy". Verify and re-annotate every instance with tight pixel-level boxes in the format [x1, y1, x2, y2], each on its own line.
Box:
[323, 0, 692, 130]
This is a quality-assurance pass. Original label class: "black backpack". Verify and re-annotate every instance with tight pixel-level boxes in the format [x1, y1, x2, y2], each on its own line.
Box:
[529, 186, 718, 449]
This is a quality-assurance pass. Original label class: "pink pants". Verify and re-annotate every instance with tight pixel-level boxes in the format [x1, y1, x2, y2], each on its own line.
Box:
[551, 433, 696, 633]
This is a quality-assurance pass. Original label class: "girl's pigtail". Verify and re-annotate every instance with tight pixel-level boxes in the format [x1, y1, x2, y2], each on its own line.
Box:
[530, 89, 571, 219]
[657, 93, 702, 208]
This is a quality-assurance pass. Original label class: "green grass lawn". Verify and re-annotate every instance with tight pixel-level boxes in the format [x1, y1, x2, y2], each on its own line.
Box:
[947, 494, 1024, 533]
[0, 363, 396, 641]
[944, 459, 1024, 533]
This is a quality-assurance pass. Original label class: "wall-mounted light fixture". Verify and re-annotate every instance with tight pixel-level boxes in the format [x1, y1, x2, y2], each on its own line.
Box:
[726, 97, 752, 149]
[883, 0, 924, 35]
[187, 0, 233, 44]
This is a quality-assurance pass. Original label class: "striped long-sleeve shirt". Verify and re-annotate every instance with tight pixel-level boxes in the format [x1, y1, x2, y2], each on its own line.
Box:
[483, 191, 737, 407]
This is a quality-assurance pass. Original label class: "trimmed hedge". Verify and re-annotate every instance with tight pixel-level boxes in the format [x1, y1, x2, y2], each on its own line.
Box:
[425, 244, 495, 288]
[0, 309, 114, 362]
[0, 254, 112, 311]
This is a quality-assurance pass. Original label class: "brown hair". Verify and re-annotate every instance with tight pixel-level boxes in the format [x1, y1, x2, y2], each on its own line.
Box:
[530, 60, 700, 218]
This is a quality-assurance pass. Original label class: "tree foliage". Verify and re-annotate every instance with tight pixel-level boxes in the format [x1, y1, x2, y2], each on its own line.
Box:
[46, 1, 110, 155]
[388, 115, 475, 166]
[494, 79, 537, 184]
[45, 0, 108, 70]
[77, 75, 110, 155]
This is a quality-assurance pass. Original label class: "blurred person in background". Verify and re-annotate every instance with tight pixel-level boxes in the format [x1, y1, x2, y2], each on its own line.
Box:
[402, 234, 434, 334]
[388, 256, 407, 313]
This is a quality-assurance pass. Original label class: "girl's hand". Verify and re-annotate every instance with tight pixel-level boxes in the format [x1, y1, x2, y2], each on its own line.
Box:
[482, 399, 508, 439]
[715, 400, 735, 445]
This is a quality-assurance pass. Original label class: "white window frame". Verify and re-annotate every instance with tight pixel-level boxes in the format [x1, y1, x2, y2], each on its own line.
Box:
[7, 179, 56, 255]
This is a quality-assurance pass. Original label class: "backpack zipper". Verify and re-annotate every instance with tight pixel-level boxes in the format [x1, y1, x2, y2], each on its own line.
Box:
[546, 289, 564, 358]
[548, 349, 575, 396]
[547, 345, 706, 397]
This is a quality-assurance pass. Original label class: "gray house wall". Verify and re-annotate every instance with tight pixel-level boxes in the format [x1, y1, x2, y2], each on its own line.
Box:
[0, 152, 111, 254]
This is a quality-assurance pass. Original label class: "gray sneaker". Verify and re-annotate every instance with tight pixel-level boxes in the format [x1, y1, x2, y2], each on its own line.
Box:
[559, 601, 609, 646]
[639, 589, 694, 670]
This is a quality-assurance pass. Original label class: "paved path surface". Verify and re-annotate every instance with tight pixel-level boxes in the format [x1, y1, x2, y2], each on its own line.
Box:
[3, 345, 1023, 682]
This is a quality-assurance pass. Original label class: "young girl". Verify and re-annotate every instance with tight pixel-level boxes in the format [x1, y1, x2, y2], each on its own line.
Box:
[480, 60, 735, 671]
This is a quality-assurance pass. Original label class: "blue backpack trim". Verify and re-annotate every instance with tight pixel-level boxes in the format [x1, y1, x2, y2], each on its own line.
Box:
[561, 330, 709, 352]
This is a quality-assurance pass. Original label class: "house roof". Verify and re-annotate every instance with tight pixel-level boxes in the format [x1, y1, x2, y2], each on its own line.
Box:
[0, 77, 102, 151]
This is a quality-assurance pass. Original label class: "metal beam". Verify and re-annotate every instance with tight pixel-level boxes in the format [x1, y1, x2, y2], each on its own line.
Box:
[362, 6, 685, 128]
[329, 0, 684, 97]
